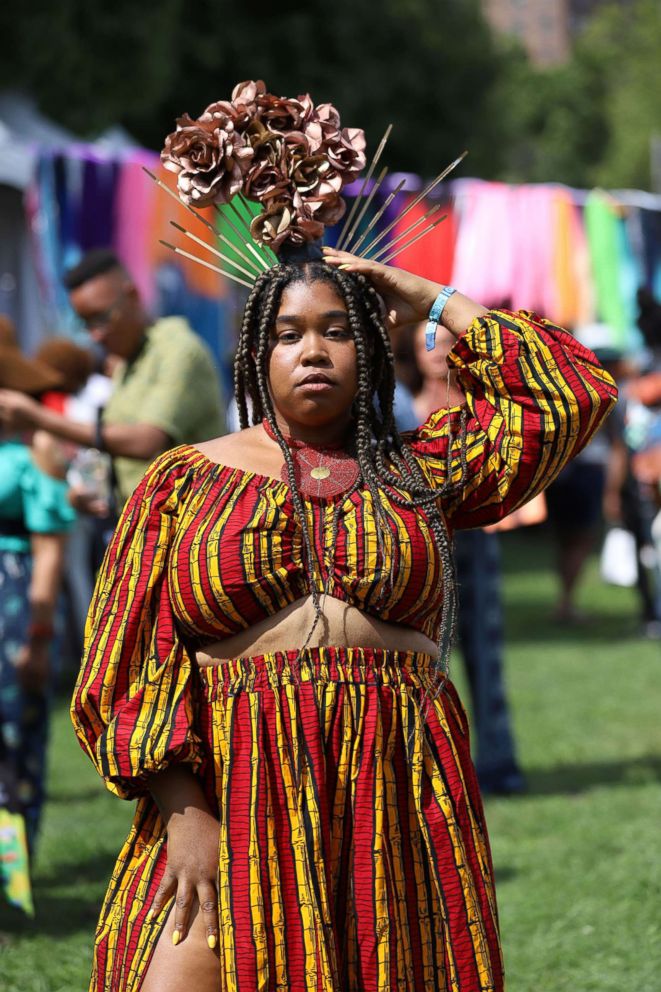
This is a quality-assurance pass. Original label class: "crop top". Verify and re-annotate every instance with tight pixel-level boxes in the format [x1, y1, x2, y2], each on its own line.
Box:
[71, 309, 617, 797]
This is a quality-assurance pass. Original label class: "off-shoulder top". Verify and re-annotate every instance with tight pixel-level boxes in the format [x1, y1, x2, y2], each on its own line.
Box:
[71, 310, 617, 797]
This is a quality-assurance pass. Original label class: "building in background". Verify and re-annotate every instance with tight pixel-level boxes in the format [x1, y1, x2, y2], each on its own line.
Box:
[481, 0, 628, 66]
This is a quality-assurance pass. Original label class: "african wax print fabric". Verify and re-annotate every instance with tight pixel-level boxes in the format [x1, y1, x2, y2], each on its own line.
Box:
[71, 309, 617, 991]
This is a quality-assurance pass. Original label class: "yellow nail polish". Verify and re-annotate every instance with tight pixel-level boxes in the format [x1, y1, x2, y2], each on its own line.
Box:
[339, 263, 350, 270]
[172, 930, 181, 946]
[146, 909, 154, 923]
[207, 934, 217, 950]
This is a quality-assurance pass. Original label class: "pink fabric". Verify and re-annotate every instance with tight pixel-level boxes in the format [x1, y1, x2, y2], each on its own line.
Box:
[113, 151, 160, 308]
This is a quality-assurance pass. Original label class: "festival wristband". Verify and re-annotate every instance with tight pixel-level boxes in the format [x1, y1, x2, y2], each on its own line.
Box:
[425, 286, 456, 351]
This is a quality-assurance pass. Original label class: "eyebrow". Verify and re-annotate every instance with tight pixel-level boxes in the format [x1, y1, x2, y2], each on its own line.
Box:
[275, 310, 349, 325]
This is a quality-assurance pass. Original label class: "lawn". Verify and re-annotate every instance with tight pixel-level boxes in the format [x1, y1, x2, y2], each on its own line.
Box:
[1, 528, 660, 991]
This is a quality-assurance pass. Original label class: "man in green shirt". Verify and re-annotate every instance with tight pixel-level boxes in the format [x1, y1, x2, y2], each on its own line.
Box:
[0, 249, 225, 505]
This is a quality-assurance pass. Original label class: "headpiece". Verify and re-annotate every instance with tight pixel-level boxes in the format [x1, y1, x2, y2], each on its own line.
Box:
[148, 81, 466, 286]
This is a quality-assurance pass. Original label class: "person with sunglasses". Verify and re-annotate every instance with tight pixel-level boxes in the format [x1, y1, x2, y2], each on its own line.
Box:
[0, 249, 225, 511]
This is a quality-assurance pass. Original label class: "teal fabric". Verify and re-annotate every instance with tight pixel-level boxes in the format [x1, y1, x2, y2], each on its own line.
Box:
[0, 440, 75, 552]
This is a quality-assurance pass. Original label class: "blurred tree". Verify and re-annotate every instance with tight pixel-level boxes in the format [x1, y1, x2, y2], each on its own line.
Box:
[587, 0, 661, 190]
[494, 0, 661, 190]
[0, 0, 507, 177]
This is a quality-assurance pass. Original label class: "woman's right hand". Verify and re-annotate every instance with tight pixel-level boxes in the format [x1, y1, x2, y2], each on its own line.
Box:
[322, 248, 488, 337]
[148, 803, 220, 949]
[322, 247, 443, 329]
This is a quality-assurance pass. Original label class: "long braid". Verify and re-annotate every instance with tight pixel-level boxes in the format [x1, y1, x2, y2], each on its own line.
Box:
[233, 260, 468, 679]
[251, 267, 326, 648]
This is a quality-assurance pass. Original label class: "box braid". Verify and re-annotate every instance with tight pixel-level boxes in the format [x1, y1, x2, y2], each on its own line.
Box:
[233, 260, 468, 678]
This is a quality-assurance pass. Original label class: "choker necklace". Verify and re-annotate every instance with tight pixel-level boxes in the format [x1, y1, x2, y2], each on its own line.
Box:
[262, 419, 360, 499]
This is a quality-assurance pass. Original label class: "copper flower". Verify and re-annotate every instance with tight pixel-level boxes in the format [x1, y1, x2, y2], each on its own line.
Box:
[250, 199, 324, 250]
[200, 99, 250, 130]
[244, 159, 291, 203]
[301, 191, 346, 226]
[163, 83, 366, 249]
[231, 79, 267, 115]
[324, 127, 367, 183]
[303, 102, 341, 152]
[257, 92, 316, 134]
[161, 114, 253, 207]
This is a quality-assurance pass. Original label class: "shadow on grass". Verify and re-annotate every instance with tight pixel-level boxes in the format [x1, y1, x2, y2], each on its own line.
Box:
[503, 605, 643, 645]
[46, 786, 106, 804]
[0, 850, 116, 938]
[524, 754, 661, 796]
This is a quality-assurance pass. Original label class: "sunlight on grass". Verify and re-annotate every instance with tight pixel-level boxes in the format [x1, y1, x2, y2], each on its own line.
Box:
[0, 529, 659, 990]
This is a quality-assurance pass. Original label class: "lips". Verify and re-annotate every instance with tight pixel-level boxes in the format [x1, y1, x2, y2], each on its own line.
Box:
[297, 372, 335, 386]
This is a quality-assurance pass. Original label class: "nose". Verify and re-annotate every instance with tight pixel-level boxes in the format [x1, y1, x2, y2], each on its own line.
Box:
[300, 331, 330, 366]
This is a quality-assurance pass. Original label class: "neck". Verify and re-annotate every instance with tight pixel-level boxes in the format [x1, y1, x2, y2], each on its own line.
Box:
[271, 412, 353, 447]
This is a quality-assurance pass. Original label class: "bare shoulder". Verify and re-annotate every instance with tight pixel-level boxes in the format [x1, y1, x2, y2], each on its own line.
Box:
[192, 426, 280, 475]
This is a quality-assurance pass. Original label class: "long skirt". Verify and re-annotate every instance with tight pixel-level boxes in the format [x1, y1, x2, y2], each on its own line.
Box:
[89, 647, 504, 992]
[0, 548, 50, 855]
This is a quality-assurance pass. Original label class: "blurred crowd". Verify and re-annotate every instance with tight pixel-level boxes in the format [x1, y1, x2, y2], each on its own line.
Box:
[2, 249, 661, 914]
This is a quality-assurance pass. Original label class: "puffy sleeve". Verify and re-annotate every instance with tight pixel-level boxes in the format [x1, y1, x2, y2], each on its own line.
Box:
[406, 309, 618, 529]
[70, 447, 203, 799]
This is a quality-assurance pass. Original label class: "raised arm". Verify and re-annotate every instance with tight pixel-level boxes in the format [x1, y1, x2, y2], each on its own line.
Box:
[323, 251, 618, 528]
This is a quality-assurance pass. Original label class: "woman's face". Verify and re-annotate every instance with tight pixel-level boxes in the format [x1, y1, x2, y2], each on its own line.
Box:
[267, 279, 358, 430]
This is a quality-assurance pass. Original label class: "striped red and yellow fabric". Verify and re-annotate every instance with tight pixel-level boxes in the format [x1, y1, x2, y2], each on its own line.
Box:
[87, 650, 503, 992]
[71, 309, 617, 991]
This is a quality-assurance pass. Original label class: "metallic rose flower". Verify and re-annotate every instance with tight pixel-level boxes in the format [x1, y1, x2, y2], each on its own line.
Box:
[161, 114, 253, 207]
[302, 192, 346, 227]
[256, 92, 316, 135]
[231, 79, 267, 115]
[199, 99, 250, 130]
[324, 126, 367, 183]
[244, 159, 291, 203]
[245, 120, 289, 162]
[289, 153, 329, 195]
[250, 199, 324, 250]
[302, 102, 343, 152]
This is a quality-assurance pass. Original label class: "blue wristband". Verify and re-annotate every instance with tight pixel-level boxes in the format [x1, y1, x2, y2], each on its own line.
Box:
[425, 286, 456, 351]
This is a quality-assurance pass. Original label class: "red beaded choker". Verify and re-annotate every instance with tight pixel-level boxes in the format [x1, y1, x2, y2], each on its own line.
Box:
[262, 418, 360, 499]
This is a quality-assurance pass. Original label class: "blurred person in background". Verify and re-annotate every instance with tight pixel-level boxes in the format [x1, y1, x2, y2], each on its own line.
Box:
[0, 318, 76, 864]
[33, 337, 115, 661]
[408, 318, 525, 795]
[0, 249, 225, 508]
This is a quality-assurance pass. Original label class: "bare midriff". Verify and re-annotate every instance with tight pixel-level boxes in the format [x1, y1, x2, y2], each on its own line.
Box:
[196, 594, 437, 666]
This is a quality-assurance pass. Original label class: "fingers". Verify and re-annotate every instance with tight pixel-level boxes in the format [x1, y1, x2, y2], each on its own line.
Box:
[170, 882, 195, 945]
[197, 880, 219, 951]
[146, 870, 176, 926]
[322, 246, 383, 275]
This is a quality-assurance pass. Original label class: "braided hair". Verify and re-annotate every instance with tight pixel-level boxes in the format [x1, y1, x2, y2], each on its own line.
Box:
[233, 260, 467, 679]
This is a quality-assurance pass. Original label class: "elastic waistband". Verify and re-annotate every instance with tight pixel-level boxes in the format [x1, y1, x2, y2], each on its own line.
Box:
[197, 645, 443, 698]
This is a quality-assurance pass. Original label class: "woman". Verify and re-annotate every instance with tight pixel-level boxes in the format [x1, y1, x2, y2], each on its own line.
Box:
[71, 246, 616, 992]
[0, 322, 76, 866]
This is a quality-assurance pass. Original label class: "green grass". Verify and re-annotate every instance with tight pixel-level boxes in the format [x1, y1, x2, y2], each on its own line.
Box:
[1, 528, 660, 990]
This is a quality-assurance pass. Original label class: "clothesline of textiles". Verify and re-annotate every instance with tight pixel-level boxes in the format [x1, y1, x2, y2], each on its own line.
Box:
[24, 146, 661, 365]
[335, 176, 661, 349]
[26, 147, 232, 380]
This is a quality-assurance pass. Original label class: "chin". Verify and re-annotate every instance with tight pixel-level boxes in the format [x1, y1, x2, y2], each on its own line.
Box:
[280, 400, 353, 428]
